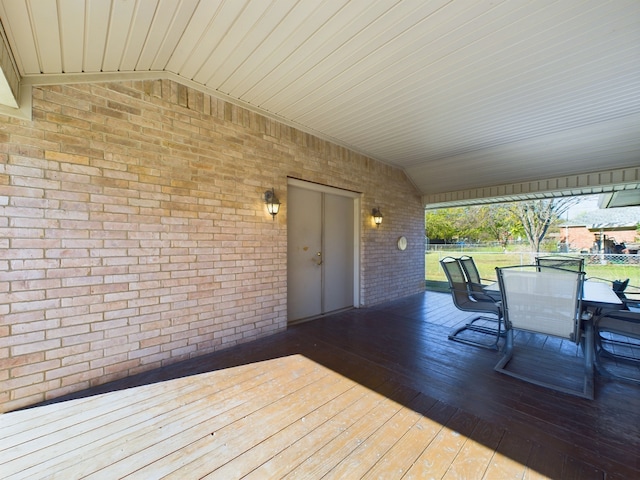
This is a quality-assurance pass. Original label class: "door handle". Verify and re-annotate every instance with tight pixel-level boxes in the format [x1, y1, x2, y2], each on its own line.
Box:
[315, 251, 322, 265]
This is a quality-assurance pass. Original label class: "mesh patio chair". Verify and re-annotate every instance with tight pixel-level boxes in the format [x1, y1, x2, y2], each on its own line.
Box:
[595, 310, 640, 384]
[613, 280, 640, 312]
[623, 294, 640, 313]
[440, 256, 502, 350]
[612, 278, 629, 298]
[459, 255, 501, 302]
[495, 265, 593, 399]
[535, 255, 585, 272]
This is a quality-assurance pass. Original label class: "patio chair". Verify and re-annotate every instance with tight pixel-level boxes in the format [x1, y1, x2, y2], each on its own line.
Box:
[440, 256, 502, 350]
[535, 255, 584, 272]
[595, 310, 640, 384]
[623, 294, 640, 313]
[612, 278, 629, 298]
[612, 280, 640, 311]
[495, 265, 593, 399]
[459, 255, 501, 302]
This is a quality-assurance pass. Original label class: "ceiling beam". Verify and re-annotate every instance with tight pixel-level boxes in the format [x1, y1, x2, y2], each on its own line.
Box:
[423, 167, 640, 209]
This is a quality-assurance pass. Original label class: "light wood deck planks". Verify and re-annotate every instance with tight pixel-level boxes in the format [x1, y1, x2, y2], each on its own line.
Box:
[0, 354, 537, 479]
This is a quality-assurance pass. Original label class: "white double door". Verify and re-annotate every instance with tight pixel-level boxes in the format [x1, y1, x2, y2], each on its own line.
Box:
[287, 181, 359, 323]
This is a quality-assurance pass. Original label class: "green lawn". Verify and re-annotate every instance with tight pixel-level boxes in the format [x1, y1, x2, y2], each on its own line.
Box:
[426, 251, 640, 288]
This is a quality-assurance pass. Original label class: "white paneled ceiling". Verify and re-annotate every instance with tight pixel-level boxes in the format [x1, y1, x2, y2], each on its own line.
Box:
[1, 0, 639, 204]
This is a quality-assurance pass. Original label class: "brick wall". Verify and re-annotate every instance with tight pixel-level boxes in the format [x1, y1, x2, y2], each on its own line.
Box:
[0, 80, 425, 412]
[563, 226, 638, 252]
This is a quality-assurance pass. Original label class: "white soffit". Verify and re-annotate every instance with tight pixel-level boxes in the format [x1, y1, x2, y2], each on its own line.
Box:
[0, 0, 639, 202]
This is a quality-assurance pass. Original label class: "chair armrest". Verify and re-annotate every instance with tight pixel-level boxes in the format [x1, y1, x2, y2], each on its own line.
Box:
[596, 311, 640, 334]
[622, 293, 640, 312]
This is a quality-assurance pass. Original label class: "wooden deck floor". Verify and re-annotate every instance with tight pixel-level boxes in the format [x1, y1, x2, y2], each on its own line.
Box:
[2, 291, 639, 479]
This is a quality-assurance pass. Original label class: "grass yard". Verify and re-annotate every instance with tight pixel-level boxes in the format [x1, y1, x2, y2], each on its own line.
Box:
[426, 251, 640, 289]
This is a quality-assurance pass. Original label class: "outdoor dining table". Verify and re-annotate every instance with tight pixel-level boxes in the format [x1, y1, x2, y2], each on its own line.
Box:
[581, 280, 625, 309]
[483, 279, 623, 308]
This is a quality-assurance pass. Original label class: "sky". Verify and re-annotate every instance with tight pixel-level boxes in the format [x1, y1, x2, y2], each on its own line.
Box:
[567, 195, 599, 220]
[566, 194, 640, 225]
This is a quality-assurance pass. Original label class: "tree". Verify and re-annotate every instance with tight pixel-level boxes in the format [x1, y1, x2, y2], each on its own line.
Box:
[474, 204, 523, 248]
[510, 198, 580, 252]
[426, 197, 585, 251]
[425, 208, 464, 241]
[426, 204, 524, 245]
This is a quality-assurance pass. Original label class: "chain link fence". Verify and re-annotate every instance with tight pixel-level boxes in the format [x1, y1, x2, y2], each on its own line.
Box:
[426, 247, 640, 290]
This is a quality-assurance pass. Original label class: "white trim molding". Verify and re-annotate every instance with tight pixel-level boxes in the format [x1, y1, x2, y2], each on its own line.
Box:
[0, 82, 30, 120]
[0, 17, 20, 110]
[423, 167, 640, 209]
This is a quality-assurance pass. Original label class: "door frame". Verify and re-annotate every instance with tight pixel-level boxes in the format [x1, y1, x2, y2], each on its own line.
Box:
[287, 178, 361, 309]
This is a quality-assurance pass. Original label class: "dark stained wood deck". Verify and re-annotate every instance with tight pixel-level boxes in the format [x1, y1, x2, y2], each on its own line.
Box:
[2, 291, 639, 479]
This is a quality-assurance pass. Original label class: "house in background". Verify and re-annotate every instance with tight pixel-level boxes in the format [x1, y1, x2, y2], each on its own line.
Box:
[560, 208, 640, 253]
[560, 224, 638, 253]
[1, 2, 640, 413]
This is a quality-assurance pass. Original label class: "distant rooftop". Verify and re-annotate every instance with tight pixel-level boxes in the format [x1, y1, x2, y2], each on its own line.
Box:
[567, 206, 640, 228]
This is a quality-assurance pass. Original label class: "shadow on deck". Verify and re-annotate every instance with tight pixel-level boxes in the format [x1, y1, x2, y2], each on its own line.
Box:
[4, 291, 639, 478]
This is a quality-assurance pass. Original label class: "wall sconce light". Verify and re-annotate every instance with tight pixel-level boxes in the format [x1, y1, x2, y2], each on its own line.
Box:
[264, 188, 281, 219]
[372, 207, 383, 227]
